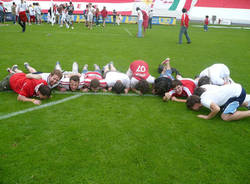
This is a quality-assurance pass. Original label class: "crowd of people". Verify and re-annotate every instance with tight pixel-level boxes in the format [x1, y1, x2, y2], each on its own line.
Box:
[1, 59, 250, 121]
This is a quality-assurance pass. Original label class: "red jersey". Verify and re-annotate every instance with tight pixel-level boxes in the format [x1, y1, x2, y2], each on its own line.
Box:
[130, 60, 150, 81]
[83, 72, 107, 88]
[169, 79, 196, 98]
[204, 18, 209, 25]
[181, 13, 189, 27]
[10, 73, 48, 97]
[101, 9, 108, 18]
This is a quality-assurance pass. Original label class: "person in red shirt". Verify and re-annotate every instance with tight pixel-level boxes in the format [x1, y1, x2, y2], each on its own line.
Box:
[163, 78, 196, 103]
[204, 15, 209, 32]
[141, 10, 148, 33]
[0, 72, 51, 105]
[101, 6, 108, 27]
[178, 8, 191, 44]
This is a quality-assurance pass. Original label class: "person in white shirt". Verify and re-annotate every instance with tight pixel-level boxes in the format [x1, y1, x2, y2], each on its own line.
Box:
[87, 3, 94, 30]
[28, 5, 35, 24]
[198, 63, 234, 86]
[34, 3, 41, 24]
[148, 9, 153, 29]
[136, 7, 143, 38]
[17, 0, 28, 32]
[55, 62, 85, 91]
[186, 83, 250, 121]
[22, 62, 62, 89]
[103, 62, 130, 94]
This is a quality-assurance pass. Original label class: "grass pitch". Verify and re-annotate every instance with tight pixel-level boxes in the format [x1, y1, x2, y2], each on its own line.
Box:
[0, 22, 250, 184]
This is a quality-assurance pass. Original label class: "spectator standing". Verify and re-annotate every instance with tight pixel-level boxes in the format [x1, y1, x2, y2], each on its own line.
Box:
[11, 2, 17, 24]
[112, 9, 117, 25]
[67, 2, 74, 29]
[204, 15, 209, 32]
[95, 7, 100, 26]
[148, 9, 153, 29]
[141, 9, 148, 33]
[0, 2, 4, 23]
[101, 6, 107, 27]
[136, 7, 143, 38]
[17, 0, 28, 32]
[178, 8, 191, 44]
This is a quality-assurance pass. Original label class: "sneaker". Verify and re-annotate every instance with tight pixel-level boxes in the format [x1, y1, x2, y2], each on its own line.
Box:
[94, 64, 100, 70]
[162, 58, 170, 65]
[11, 64, 18, 72]
[24, 62, 29, 70]
[55, 61, 63, 72]
[71, 26, 74, 30]
[72, 62, 79, 73]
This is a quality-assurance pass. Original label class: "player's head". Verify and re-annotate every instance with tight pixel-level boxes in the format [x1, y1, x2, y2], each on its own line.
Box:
[193, 87, 206, 97]
[112, 80, 125, 94]
[69, 75, 80, 91]
[182, 8, 187, 13]
[90, 79, 100, 92]
[186, 95, 202, 111]
[206, 15, 209, 18]
[154, 78, 172, 96]
[37, 85, 51, 99]
[49, 69, 63, 86]
[135, 79, 149, 94]
[198, 76, 210, 87]
[136, 7, 140, 11]
[172, 79, 183, 95]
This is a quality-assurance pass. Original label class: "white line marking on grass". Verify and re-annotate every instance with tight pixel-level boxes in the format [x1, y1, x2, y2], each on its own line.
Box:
[53, 91, 155, 97]
[0, 94, 82, 121]
[124, 28, 133, 36]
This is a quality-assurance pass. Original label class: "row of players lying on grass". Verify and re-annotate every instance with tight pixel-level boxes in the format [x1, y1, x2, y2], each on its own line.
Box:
[0, 60, 250, 121]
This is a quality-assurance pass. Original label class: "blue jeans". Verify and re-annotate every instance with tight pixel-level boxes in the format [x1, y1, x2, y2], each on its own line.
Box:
[179, 26, 191, 44]
[148, 17, 152, 29]
[137, 20, 143, 37]
[204, 24, 208, 31]
[12, 14, 16, 24]
[160, 69, 174, 80]
[82, 69, 101, 75]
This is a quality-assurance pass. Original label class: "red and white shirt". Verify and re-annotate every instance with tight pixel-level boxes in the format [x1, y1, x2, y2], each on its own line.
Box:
[83, 72, 107, 88]
[169, 79, 196, 98]
[59, 75, 85, 90]
[10, 73, 48, 97]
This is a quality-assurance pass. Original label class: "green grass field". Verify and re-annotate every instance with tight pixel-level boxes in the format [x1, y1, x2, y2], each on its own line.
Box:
[0, 22, 250, 184]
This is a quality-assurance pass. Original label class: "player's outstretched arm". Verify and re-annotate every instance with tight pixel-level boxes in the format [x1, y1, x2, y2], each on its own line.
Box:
[17, 95, 41, 105]
[197, 102, 220, 120]
[171, 96, 187, 103]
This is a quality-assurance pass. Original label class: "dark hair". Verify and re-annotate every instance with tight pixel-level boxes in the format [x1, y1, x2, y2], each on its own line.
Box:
[38, 85, 51, 97]
[171, 79, 183, 88]
[186, 95, 201, 109]
[154, 78, 172, 96]
[135, 79, 149, 94]
[198, 76, 210, 87]
[136, 7, 140, 11]
[112, 81, 125, 94]
[182, 8, 187, 13]
[206, 15, 209, 18]
[70, 75, 80, 83]
[90, 79, 100, 88]
[158, 64, 164, 74]
[51, 69, 63, 80]
[193, 87, 205, 97]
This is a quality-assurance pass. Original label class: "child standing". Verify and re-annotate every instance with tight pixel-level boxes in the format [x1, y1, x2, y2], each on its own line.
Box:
[204, 15, 209, 32]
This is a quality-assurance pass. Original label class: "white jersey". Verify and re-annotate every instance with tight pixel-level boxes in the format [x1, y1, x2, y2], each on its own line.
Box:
[40, 73, 59, 89]
[34, 6, 41, 15]
[105, 71, 130, 88]
[29, 6, 35, 16]
[130, 75, 155, 88]
[17, 2, 27, 12]
[199, 64, 233, 85]
[200, 83, 242, 109]
[137, 10, 143, 21]
[59, 75, 85, 90]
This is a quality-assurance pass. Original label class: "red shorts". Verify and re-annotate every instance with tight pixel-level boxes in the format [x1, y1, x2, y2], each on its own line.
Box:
[19, 11, 27, 22]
